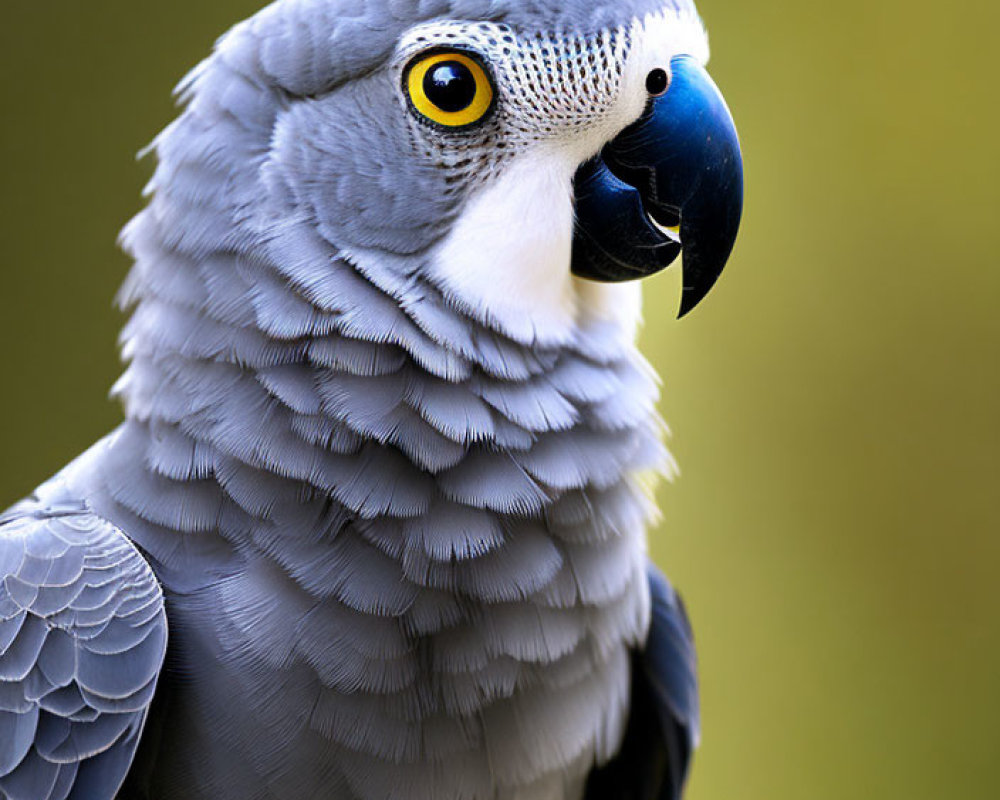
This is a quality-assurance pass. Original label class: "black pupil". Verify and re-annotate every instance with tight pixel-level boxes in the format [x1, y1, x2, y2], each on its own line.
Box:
[646, 68, 669, 95]
[424, 61, 478, 113]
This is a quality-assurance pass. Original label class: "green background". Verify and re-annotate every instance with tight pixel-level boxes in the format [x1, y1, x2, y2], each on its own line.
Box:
[0, 2, 996, 797]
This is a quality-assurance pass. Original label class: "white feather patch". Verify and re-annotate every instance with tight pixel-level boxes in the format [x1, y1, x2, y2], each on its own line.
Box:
[429, 148, 645, 347]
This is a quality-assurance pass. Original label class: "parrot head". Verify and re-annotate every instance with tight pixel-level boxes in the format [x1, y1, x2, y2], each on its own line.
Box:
[143, 0, 741, 346]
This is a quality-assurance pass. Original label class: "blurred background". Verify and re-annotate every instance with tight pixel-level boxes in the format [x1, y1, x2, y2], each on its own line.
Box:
[0, 1, 996, 798]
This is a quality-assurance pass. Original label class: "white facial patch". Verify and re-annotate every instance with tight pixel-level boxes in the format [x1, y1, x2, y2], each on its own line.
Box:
[417, 7, 710, 346]
[429, 145, 646, 345]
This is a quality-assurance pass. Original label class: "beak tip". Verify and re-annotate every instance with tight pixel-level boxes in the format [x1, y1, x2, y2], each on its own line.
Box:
[676, 301, 695, 320]
[676, 285, 709, 319]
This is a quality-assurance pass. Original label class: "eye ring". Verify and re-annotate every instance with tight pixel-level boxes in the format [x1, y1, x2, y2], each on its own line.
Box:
[404, 50, 495, 128]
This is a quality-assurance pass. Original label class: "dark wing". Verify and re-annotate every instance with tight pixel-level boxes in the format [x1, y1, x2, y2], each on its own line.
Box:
[585, 560, 699, 800]
[0, 503, 167, 800]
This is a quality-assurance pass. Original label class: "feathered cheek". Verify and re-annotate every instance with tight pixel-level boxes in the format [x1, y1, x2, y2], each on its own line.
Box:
[268, 79, 463, 257]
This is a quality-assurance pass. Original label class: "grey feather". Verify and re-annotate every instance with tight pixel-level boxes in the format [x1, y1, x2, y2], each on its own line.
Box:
[584, 562, 699, 800]
[1, 747, 61, 800]
[0, 492, 167, 799]
[0, 708, 37, 775]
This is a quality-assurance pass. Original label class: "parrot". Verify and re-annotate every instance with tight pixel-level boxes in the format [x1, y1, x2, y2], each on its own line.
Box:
[0, 0, 742, 798]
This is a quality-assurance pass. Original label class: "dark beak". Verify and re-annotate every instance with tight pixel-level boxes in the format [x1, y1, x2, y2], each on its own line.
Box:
[571, 56, 744, 318]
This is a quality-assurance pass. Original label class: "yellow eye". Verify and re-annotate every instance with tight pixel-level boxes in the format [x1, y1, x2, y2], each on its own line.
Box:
[405, 51, 494, 128]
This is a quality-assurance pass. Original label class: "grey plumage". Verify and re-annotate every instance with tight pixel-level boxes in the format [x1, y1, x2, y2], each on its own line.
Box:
[0, 0, 710, 797]
[0, 483, 167, 800]
[585, 563, 698, 800]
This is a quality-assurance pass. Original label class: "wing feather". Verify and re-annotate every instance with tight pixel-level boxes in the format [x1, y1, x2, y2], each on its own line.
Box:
[0, 502, 167, 800]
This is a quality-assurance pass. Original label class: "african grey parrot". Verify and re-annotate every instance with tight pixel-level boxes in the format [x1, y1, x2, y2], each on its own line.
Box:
[0, 0, 742, 797]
